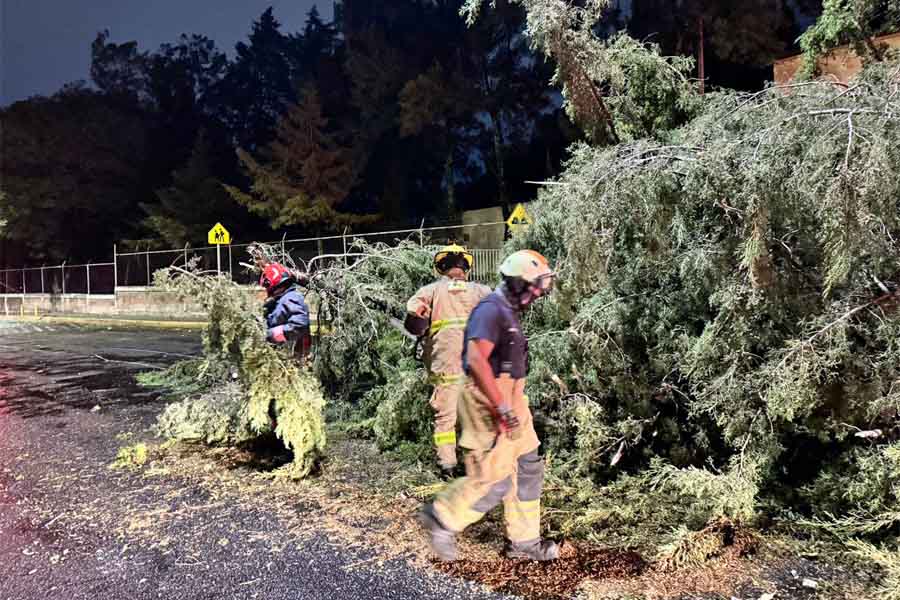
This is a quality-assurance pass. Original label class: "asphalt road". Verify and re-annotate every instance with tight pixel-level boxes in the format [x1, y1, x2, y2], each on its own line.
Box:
[0, 322, 515, 600]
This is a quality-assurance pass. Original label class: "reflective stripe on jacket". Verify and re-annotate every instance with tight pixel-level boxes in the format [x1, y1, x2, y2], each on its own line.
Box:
[406, 277, 491, 376]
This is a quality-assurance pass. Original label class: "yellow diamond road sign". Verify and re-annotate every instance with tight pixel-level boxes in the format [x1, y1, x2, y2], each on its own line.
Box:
[208, 222, 231, 245]
[506, 203, 533, 234]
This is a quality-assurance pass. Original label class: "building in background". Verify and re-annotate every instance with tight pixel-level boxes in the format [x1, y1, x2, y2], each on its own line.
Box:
[774, 31, 900, 85]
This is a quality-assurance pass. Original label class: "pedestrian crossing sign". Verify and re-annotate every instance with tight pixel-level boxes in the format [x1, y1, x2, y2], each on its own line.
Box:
[208, 223, 231, 245]
[506, 203, 533, 234]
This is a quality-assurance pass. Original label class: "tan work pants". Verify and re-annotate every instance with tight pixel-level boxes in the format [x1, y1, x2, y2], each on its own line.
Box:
[429, 376, 463, 469]
[433, 434, 545, 544]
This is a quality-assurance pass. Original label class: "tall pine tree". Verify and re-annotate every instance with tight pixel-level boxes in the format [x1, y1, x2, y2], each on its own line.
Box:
[227, 85, 371, 230]
[210, 8, 298, 151]
[143, 131, 247, 247]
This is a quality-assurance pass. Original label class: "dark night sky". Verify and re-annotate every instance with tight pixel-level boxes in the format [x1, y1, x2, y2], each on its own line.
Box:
[1, 0, 332, 106]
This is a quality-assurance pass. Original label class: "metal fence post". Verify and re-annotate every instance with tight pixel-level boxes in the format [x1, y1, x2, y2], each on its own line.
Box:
[41, 266, 45, 294]
[113, 244, 118, 308]
[146, 249, 151, 286]
[62, 262, 66, 295]
[184, 243, 189, 268]
[228, 244, 233, 279]
[22, 269, 26, 294]
[86, 263, 91, 295]
[281, 234, 286, 264]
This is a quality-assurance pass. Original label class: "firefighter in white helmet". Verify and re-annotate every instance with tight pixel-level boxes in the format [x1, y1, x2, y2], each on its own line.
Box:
[405, 244, 491, 477]
[420, 249, 559, 562]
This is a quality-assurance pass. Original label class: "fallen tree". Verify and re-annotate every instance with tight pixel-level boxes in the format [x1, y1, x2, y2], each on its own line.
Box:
[138, 239, 438, 475]
[140, 260, 327, 480]
[510, 62, 900, 590]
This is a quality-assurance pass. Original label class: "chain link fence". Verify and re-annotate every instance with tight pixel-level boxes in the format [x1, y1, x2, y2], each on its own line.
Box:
[0, 262, 115, 295]
[1, 222, 508, 295]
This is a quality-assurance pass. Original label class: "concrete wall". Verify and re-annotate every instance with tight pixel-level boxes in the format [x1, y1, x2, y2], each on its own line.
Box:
[462, 206, 505, 249]
[0, 286, 263, 319]
[114, 287, 206, 317]
[2, 294, 116, 317]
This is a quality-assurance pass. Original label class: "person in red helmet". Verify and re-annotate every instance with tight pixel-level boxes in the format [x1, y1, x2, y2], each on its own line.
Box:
[260, 263, 311, 360]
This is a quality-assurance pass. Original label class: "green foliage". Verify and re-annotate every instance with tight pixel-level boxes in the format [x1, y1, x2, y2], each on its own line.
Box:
[306, 239, 451, 455]
[143, 131, 246, 247]
[367, 365, 433, 452]
[144, 262, 326, 479]
[135, 358, 213, 396]
[227, 85, 376, 230]
[656, 518, 758, 572]
[155, 382, 257, 445]
[462, 1, 700, 143]
[846, 539, 900, 600]
[110, 443, 149, 469]
[799, 0, 900, 78]
[504, 63, 900, 565]
[544, 458, 759, 549]
[800, 442, 900, 539]
[312, 239, 435, 405]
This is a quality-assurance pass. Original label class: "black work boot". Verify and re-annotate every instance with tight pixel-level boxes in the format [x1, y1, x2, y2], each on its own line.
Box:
[505, 538, 560, 561]
[439, 463, 463, 481]
[418, 504, 458, 562]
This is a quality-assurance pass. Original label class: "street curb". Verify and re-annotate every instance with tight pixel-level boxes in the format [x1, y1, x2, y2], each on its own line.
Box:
[0, 315, 333, 334]
[0, 315, 207, 330]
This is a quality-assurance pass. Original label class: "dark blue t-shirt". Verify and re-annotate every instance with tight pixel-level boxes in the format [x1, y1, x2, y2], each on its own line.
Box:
[462, 291, 527, 379]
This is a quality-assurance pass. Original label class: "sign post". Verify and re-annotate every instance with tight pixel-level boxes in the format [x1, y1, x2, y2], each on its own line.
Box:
[505, 203, 534, 236]
[207, 223, 232, 277]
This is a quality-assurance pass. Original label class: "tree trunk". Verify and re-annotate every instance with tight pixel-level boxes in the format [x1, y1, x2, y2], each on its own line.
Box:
[444, 148, 456, 216]
[749, 206, 775, 290]
[490, 110, 509, 214]
[698, 16, 706, 95]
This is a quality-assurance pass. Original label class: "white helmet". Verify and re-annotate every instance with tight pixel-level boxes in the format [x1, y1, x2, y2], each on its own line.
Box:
[499, 250, 555, 307]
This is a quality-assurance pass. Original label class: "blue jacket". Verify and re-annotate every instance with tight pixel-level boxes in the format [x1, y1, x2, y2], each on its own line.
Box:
[265, 286, 310, 343]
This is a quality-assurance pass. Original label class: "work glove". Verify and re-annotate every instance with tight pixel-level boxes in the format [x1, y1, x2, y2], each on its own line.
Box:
[267, 325, 287, 343]
[496, 404, 521, 439]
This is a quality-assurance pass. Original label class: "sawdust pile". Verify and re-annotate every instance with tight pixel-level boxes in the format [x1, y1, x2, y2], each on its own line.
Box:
[438, 543, 646, 599]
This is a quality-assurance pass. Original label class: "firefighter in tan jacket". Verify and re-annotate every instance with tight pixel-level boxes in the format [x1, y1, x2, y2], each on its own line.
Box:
[420, 250, 559, 562]
[405, 245, 491, 476]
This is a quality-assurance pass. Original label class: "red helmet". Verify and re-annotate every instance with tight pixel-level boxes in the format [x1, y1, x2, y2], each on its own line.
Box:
[260, 263, 295, 295]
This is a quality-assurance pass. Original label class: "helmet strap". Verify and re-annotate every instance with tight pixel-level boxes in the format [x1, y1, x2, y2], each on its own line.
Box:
[501, 277, 531, 310]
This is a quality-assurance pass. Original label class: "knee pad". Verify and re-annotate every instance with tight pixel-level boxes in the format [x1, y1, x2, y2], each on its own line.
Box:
[516, 452, 544, 501]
